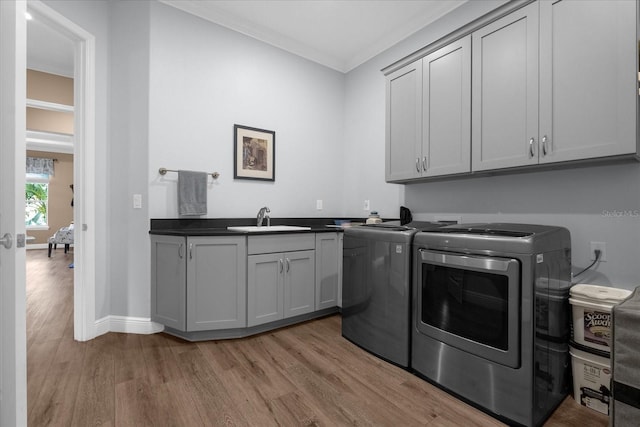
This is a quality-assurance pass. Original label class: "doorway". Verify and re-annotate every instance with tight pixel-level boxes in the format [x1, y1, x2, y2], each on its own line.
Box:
[27, 1, 96, 342]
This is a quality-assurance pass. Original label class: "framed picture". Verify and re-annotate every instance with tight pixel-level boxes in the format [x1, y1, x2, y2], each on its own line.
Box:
[233, 124, 275, 181]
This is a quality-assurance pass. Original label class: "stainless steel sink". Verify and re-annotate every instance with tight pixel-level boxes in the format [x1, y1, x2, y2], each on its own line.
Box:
[227, 225, 311, 232]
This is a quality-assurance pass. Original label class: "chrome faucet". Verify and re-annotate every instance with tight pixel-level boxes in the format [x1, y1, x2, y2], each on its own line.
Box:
[257, 206, 270, 227]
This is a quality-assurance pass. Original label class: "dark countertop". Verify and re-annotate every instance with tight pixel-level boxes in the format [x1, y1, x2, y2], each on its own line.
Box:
[148, 217, 375, 236]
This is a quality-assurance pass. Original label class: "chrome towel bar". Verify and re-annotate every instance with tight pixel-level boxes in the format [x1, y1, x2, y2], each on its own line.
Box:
[158, 167, 220, 179]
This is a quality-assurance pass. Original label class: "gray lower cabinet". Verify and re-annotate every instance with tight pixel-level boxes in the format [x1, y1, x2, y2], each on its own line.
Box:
[186, 236, 246, 331]
[247, 250, 315, 327]
[152, 231, 340, 337]
[151, 235, 247, 332]
[247, 233, 317, 328]
[151, 234, 186, 330]
[315, 232, 341, 310]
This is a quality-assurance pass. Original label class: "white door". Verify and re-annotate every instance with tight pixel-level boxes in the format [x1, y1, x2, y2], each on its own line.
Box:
[0, 1, 28, 426]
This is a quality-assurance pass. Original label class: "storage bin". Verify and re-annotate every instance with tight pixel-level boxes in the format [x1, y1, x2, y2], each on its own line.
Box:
[570, 341, 611, 415]
[569, 284, 632, 353]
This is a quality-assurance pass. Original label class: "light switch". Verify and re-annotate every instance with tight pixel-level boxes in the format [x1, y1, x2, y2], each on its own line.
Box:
[316, 199, 323, 210]
[133, 194, 142, 209]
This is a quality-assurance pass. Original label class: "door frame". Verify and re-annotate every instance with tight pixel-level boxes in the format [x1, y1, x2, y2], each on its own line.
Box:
[28, 0, 97, 342]
[0, 2, 27, 425]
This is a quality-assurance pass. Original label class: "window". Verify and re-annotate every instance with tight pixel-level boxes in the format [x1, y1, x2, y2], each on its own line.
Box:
[25, 175, 49, 228]
[25, 157, 54, 229]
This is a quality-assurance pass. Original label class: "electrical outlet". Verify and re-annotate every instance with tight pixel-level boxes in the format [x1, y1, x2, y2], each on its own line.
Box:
[590, 241, 607, 262]
[133, 194, 142, 209]
[363, 200, 370, 211]
[316, 199, 323, 210]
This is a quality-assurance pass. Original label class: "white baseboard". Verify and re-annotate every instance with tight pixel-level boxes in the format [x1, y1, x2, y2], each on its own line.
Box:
[94, 315, 165, 337]
[27, 243, 48, 250]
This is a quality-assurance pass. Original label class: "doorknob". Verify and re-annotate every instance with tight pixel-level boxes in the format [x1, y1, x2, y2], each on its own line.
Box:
[0, 233, 13, 249]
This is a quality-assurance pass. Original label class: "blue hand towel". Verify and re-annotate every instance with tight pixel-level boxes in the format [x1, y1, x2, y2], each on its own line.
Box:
[178, 170, 207, 216]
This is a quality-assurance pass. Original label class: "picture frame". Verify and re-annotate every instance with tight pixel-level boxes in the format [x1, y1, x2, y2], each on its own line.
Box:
[233, 124, 276, 181]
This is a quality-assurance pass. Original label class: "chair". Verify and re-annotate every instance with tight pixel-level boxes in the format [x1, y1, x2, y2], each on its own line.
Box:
[48, 225, 74, 257]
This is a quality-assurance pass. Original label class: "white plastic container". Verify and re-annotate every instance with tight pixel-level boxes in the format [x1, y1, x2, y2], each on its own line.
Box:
[570, 344, 611, 415]
[569, 284, 632, 353]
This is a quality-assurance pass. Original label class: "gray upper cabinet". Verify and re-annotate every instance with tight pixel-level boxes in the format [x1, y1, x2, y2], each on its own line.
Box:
[422, 35, 471, 177]
[473, 0, 637, 172]
[386, 60, 423, 182]
[538, 0, 638, 163]
[186, 236, 247, 331]
[386, 36, 471, 182]
[472, 2, 539, 172]
[387, 0, 639, 180]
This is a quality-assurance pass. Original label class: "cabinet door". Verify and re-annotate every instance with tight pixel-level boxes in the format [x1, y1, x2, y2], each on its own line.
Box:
[472, 3, 539, 171]
[284, 250, 316, 318]
[539, 0, 637, 163]
[386, 60, 423, 182]
[422, 35, 471, 177]
[186, 236, 247, 331]
[150, 235, 186, 331]
[315, 233, 340, 310]
[247, 253, 283, 327]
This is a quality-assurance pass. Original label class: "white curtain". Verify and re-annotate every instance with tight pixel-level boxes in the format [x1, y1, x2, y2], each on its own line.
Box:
[26, 157, 54, 176]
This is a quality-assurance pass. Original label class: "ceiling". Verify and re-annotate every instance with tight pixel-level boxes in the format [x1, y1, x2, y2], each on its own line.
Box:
[160, 0, 467, 73]
[27, 0, 467, 77]
[26, 11, 75, 77]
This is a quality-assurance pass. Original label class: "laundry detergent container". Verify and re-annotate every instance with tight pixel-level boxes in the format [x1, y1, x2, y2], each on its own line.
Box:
[569, 284, 632, 353]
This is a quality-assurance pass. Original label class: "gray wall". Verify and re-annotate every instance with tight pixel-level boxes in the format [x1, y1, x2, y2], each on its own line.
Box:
[110, 0, 151, 319]
[342, 0, 640, 290]
[147, 2, 346, 219]
[404, 163, 640, 289]
[42, 0, 639, 326]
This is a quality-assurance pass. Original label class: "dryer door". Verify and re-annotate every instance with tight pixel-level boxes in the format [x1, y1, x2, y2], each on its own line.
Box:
[416, 249, 521, 368]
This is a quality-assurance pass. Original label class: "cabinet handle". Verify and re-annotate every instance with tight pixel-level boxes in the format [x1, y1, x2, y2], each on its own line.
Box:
[542, 135, 548, 156]
[422, 156, 427, 172]
[415, 158, 421, 173]
[285, 258, 290, 273]
[529, 137, 535, 158]
[189, 243, 193, 260]
[279, 258, 284, 273]
[178, 243, 184, 259]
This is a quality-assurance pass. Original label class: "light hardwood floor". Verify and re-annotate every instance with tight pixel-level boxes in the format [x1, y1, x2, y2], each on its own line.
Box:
[26, 249, 609, 426]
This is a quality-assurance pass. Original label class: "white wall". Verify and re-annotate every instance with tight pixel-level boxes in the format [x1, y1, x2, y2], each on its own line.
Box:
[148, 2, 346, 220]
